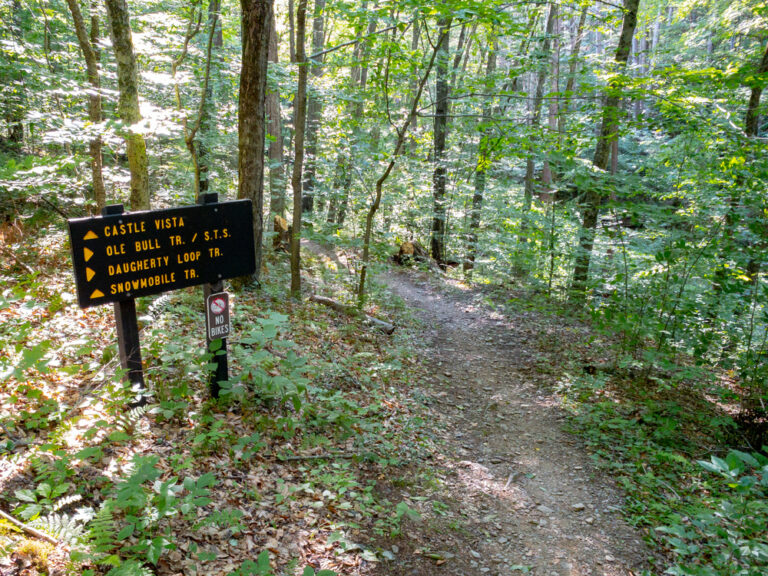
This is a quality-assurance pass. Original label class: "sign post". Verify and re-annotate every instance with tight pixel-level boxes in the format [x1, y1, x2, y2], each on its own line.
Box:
[68, 198, 255, 400]
[104, 204, 146, 404]
[200, 193, 229, 398]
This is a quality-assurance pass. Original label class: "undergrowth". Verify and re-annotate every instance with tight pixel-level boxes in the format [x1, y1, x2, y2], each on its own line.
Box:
[561, 371, 768, 575]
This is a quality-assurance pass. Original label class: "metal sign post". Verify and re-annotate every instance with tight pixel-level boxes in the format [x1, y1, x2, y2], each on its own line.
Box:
[200, 193, 229, 399]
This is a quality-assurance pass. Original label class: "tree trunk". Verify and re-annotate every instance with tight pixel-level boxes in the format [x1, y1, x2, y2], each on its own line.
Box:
[267, 9, 285, 219]
[465, 44, 497, 277]
[559, 6, 586, 131]
[238, 0, 273, 284]
[66, 0, 106, 212]
[358, 27, 446, 305]
[334, 3, 377, 227]
[571, 0, 640, 299]
[301, 0, 326, 214]
[522, 3, 558, 225]
[104, 0, 150, 210]
[429, 17, 451, 265]
[290, 0, 308, 297]
[198, 0, 223, 195]
[288, 0, 296, 63]
[746, 42, 768, 137]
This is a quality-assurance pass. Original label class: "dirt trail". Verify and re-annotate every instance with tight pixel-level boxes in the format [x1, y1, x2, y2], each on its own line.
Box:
[374, 268, 652, 576]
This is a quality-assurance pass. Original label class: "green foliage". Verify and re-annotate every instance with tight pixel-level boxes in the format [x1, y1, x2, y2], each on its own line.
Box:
[659, 451, 768, 576]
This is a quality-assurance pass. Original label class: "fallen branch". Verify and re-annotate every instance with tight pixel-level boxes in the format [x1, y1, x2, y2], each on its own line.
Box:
[309, 295, 395, 334]
[0, 244, 35, 275]
[0, 509, 59, 545]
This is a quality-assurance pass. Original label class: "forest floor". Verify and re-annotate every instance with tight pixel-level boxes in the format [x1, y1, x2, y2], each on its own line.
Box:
[366, 266, 653, 576]
[300, 241, 655, 576]
[1, 230, 658, 576]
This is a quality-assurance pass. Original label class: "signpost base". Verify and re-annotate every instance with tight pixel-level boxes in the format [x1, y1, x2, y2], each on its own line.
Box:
[204, 281, 228, 399]
[103, 204, 146, 406]
[199, 193, 229, 399]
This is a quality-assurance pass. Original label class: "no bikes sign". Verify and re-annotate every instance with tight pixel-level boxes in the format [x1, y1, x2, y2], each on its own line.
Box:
[206, 293, 231, 340]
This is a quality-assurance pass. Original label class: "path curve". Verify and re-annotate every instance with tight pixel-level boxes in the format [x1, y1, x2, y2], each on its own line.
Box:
[374, 267, 652, 576]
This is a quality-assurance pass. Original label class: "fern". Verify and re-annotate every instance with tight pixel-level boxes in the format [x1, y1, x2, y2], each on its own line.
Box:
[105, 559, 154, 576]
[115, 404, 150, 435]
[30, 512, 87, 545]
[53, 493, 82, 512]
[88, 502, 118, 557]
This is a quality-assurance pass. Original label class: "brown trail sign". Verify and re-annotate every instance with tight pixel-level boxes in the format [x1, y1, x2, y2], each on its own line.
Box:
[68, 199, 255, 307]
[67, 195, 254, 400]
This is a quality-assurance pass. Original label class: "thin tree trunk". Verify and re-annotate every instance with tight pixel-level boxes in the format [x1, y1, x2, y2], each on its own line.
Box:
[104, 0, 150, 210]
[358, 26, 447, 305]
[267, 9, 286, 219]
[521, 4, 557, 238]
[334, 3, 377, 227]
[290, 0, 308, 297]
[302, 0, 326, 214]
[198, 0, 222, 195]
[288, 0, 296, 62]
[559, 6, 586, 130]
[465, 43, 497, 277]
[542, 10, 560, 184]
[239, 0, 273, 284]
[571, 0, 641, 299]
[66, 0, 106, 212]
[430, 16, 452, 265]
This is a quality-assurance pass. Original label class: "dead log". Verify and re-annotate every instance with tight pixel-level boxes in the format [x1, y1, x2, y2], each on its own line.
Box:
[309, 295, 395, 334]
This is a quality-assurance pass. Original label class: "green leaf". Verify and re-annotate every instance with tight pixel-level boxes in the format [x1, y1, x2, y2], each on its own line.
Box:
[117, 523, 135, 539]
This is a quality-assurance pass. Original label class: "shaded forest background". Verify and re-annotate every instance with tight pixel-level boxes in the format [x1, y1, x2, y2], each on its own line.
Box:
[3, 0, 768, 404]
[2, 0, 768, 573]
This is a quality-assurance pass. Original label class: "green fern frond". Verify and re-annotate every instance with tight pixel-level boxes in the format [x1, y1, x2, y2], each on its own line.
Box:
[88, 503, 117, 555]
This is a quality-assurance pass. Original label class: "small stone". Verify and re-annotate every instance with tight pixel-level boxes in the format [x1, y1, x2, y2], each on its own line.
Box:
[497, 536, 508, 544]
[605, 555, 615, 562]
[572, 503, 586, 511]
[585, 517, 594, 525]
[537, 505, 554, 515]
[471, 550, 481, 559]
[392, 545, 399, 553]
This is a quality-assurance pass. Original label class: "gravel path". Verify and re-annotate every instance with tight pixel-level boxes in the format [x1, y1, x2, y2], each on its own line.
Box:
[373, 268, 652, 576]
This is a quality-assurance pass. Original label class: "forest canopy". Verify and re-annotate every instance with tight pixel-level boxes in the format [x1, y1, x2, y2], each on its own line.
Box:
[2, 0, 768, 574]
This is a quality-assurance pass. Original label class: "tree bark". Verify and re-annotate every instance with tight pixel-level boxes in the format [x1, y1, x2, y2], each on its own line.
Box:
[239, 0, 273, 284]
[333, 3, 377, 228]
[267, 9, 286, 219]
[430, 17, 451, 265]
[571, 0, 640, 300]
[66, 0, 106, 212]
[302, 0, 326, 214]
[745, 42, 768, 138]
[522, 3, 558, 226]
[104, 0, 150, 210]
[465, 44, 497, 277]
[290, 0, 308, 297]
[198, 0, 223, 195]
[559, 5, 588, 128]
[358, 26, 446, 305]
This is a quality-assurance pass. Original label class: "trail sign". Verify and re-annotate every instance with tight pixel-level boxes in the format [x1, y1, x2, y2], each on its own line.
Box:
[67, 196, 253, 401]
[206, 292, 231, 340]
[68, 200, 255, 308]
